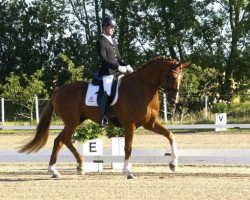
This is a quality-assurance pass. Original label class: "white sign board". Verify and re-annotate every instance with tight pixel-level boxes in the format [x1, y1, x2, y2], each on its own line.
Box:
[111, 137, 132, 169]
[77, 139, 103, 172]
[215, 113, 227, 131]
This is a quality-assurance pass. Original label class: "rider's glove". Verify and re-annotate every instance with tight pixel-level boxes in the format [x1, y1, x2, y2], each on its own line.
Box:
[118, 66, 127, 73]
[126, 65, 133, 73]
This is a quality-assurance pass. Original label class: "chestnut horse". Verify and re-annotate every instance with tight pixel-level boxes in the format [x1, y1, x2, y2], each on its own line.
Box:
[19, 56, 190, 179]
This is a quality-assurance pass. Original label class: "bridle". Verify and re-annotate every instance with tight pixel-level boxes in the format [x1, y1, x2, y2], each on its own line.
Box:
[164, 63, 182, 94]
[137, 62, 182, 93]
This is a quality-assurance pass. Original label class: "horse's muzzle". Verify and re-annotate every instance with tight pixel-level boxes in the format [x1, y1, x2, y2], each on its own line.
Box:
[167, 91, 179, 104]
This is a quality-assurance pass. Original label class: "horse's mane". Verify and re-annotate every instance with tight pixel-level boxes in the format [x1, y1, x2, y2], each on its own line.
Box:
[136, 56, 176, 71]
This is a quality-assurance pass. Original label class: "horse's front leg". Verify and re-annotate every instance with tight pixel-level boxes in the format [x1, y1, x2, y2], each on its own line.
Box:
[169, 139, 178, 171]
[123, 125, 136, 179]
[145, 120, 178, 171]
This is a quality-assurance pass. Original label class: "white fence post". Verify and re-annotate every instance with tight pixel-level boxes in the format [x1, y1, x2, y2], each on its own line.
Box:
[1, 98, 5, 125]
[205, 96, 208, 119]
[163, 93, 167, 122]
[35, 96, 39, 124]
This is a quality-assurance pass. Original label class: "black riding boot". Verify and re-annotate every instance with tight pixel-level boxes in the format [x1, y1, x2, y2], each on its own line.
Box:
[99, 91, 109, 128]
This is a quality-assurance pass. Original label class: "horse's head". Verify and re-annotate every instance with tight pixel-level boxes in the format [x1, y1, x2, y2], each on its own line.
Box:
[164, 61, 191, 104]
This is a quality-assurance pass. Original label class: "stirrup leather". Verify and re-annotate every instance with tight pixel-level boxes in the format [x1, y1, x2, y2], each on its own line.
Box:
[99, 92, 109, 127]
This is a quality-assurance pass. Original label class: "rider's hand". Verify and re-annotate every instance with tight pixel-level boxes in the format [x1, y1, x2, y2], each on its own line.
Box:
[126, 65, 133, 73]
[118, 66, 127, 73]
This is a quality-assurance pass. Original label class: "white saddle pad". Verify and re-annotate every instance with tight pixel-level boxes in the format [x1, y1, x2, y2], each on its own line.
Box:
[85, 76, 123, 106]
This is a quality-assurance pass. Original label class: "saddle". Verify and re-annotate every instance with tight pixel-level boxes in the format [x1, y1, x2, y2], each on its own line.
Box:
[85, 73, 123, 106]
[85, 73, 123, 127]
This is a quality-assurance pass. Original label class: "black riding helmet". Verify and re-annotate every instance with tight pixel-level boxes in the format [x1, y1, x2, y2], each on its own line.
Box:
[102, 16, 116, 28]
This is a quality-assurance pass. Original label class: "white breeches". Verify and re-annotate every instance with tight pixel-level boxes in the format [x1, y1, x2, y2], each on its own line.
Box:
[103, 75, 114, 96]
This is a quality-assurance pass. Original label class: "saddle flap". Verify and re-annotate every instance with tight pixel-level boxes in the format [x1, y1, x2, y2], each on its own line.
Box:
[85, 83, 99, 106]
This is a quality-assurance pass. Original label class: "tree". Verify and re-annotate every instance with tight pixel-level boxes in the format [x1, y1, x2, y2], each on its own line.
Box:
[0, 0, 78, 93]
[190, 0, 250, 100]
[61, 54, 85, 82]
[0, 70, 47, 123]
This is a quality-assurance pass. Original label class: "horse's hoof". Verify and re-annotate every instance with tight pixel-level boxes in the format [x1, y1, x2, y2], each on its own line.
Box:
[77, 165, 85, 175]
[169, 163, 176, 172]
[77, 170, 85, 175]
[52, 174, 62, 179]
[127, 174, 136, 179]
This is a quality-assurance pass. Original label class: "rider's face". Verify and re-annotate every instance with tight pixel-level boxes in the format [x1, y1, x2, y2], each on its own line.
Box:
[104, 25, 115, 36]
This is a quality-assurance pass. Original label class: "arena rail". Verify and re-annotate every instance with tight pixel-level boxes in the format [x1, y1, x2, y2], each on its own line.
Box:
[84, 155, 250, 165]
[1, 153, 249, 165]
[0, 124, 249, 130]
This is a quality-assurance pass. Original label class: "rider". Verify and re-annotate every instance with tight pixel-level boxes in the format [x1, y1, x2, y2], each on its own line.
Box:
[96, 15, 133, 127]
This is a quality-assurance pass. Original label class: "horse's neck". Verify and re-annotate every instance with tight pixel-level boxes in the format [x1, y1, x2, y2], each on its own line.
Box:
[122, 73, 160, 104]
[135, 62, 166, 87]
[121, 64, 162, 100]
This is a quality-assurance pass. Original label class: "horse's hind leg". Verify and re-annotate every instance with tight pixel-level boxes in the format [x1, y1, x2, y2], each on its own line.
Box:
[63, 131, 84, 175]
[144, 119, 178, 171]
[48, 124, 83, 178]
[48, 130, 65, 178]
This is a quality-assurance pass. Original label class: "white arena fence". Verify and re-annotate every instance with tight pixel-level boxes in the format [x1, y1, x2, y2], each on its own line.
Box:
[1, 145, 250, 166]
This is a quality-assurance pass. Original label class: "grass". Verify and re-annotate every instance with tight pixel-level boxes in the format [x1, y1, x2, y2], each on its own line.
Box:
[0, 119, 64, 126]
[160, 108, 250, 125]
[0, 129, 61, 135]
[1, 127, 249, 135]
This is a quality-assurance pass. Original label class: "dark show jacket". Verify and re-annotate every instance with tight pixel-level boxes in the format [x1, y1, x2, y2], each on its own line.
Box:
[96, 35, 127, 76]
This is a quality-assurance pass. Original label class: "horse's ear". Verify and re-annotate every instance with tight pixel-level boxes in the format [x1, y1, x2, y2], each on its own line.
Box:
[182, 61, 191, 68]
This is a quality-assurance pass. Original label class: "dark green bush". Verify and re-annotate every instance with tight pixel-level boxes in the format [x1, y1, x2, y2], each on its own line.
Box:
[105, 127, 124, 138]
[72, 122, 105, 143]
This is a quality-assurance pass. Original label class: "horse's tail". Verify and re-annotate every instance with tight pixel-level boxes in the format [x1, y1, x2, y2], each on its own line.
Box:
[19, 98, 54, 154]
